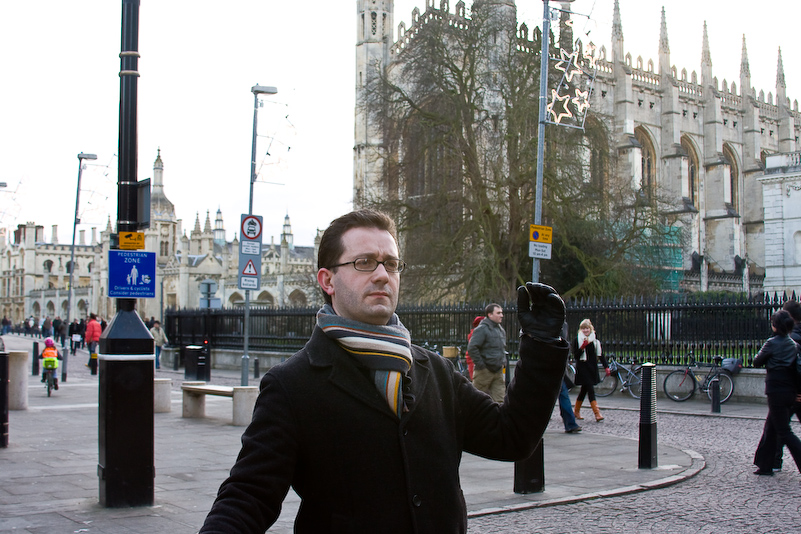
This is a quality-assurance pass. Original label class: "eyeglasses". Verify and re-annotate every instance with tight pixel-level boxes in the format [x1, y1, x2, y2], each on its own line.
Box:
[329, 258, 407, 273]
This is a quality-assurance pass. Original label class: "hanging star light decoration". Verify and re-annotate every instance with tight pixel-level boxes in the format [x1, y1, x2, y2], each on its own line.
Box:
[572, 88, 590, 115]
[547, 89, 573, 124]
[554, 48, 582, 83]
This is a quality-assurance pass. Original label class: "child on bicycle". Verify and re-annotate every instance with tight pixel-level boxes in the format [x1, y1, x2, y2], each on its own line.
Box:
[40, 337, 61, 390]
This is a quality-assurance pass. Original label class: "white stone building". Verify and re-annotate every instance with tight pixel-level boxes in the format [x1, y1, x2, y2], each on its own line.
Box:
[0, 151, 322, 324]
[761, 152, 801, 296]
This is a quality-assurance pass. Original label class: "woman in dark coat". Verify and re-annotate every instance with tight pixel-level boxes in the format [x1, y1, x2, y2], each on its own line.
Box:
[571, 318, 609, 422]
[753, 310, 801, 475]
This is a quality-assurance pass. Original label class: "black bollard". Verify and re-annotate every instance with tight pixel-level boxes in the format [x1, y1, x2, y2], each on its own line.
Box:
[89, 351, 98, 376]
[98, 308, 154, 507]
[710, 377, 721, 413]
[61, 349, 68, 383]
[514, 439, 545, 493]
[32, 341, 39, 376]
[253, 357, 259, 379]
[1, 351, 8, 448]
[638, 363, 658, 469]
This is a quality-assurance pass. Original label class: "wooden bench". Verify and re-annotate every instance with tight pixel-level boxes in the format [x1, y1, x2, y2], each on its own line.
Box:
[181, 381, 259, 426]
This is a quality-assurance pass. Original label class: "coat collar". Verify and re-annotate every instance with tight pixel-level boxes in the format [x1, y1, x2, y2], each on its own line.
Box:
[305, 327, 430, 421]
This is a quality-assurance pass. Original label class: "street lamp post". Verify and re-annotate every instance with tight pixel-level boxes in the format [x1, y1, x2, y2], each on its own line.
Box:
[242, 84, 277, 386]
[67, 152, 97, 375]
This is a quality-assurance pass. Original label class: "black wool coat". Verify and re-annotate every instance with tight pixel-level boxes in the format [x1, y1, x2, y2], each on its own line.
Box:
[200, 327, 568, 534]
[571, 335, 608, 386]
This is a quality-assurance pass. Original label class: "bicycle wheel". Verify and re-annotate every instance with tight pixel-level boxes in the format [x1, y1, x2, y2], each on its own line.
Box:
[706, 370, 734, 404]
[595, 372, 618, 397]
[663, 370, 695, 401]
[46, 373, 52, 397]
[627, 366, 643, 399]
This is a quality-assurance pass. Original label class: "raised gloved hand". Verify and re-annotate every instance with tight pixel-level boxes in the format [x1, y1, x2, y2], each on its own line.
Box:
[605, 367, 611, 376]
[517, 282, 566, 343]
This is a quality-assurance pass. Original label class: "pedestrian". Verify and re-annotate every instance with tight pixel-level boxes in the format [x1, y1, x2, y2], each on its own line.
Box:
[558, 322, 581, 433]
[84, 313, 102, 365]
[68, 319, 80, 354]
[752, 310, 801, 476]
[78, 318, 86, 349]
[43, 316, 53, 337]
[2, 315, 10, 334]
[57, 319, 68, 350]
[571, 318, 609, 422]
[149, 320, 168, 370]
[199, 209, 569, 533]
[767, 300, 801, 471]
[464, 315, 483, 380]
[467, 303, 508, 403]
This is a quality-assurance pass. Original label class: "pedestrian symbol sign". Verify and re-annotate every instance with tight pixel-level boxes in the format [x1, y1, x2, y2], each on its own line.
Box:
[108, 250, 156, 298]
[242, 259, 258, 276]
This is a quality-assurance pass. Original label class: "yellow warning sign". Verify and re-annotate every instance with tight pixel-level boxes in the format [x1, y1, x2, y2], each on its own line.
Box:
[119, 232, 145, 250]
[529, 225, 553, 244]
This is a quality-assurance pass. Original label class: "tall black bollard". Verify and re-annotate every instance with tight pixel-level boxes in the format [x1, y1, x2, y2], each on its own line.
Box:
[253, 357, 259, 379]
[32, 341, 39, 376]
[513, 439, 545, 493]
[710, 377, 721, 413]
[1, 351, 8, 448]
[638, 363, 658, 469]
[98, 309, 154, 507]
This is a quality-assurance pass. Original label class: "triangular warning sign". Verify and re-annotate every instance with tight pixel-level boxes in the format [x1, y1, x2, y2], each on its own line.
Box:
[242, 259, 258, 276]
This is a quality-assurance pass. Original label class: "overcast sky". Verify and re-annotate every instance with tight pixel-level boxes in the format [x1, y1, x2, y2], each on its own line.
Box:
[1, 0, 798, 248]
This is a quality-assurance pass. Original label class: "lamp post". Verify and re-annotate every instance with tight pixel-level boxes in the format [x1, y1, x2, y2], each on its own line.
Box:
[67, 153, 97, 344]
[242, 84, 277, 386]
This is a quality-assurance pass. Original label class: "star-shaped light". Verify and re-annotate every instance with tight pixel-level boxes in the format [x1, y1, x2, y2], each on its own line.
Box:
[554, 48, 582, 83]
[572, 88, 590, 115]
[547, 89, 573, 124]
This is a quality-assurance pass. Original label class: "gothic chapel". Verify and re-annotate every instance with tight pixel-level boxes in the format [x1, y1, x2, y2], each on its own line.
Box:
[354, 0, 801, 295]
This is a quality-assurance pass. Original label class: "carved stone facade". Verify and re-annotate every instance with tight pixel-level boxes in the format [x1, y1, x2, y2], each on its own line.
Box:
[0, 152, 322, 324]
[355, 0, 800, 294]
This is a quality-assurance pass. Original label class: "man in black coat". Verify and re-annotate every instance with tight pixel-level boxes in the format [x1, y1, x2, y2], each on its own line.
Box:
[200, 209, 568, 534]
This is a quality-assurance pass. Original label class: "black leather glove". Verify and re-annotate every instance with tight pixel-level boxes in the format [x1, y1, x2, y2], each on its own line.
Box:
[517, 282, 566, 343]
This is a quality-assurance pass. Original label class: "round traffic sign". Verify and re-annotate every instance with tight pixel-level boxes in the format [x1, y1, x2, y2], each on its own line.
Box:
[241, 215, 262, 240]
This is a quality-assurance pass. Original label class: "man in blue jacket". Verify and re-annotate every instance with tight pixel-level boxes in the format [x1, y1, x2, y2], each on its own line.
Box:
[200, 209, 568, 534]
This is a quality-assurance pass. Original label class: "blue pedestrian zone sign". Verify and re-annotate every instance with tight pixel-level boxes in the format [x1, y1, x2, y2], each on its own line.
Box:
[108, 250, 156, 298]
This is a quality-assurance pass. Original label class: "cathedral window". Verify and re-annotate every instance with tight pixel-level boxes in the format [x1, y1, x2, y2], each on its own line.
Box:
[722, 144, 739, 213]
[43, 260, 53, 273]
[371, 12, 377, 35]
[160, 241, 169, 256]
[681, 136, 699, 209]
[634, 126, 657, 198]
[66, 261, 76, 275]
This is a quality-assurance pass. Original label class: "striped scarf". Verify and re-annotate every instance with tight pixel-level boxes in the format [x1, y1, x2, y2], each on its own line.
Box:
[317, 304, 412, 418]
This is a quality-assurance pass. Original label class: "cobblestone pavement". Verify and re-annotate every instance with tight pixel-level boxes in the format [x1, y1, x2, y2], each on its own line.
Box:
[468, 408, 801, 533]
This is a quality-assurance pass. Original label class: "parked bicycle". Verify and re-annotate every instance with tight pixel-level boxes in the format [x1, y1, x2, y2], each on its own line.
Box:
[595, 355, 643, 399]
[663, 354, 734, 403]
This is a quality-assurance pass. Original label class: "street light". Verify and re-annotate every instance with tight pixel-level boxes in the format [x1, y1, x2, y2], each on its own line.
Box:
[66, 153, 97, 331]
[242, 84, 277, 386]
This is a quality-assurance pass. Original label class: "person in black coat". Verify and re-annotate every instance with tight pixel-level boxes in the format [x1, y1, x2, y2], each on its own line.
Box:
[571, 318, 609, 422]
[199, 209, 568, 534]
[752, 310, 801, 475]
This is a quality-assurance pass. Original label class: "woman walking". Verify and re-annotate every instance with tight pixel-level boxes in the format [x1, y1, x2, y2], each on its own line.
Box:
[572, 319, 610, 422]
[752, 310, 801, 476]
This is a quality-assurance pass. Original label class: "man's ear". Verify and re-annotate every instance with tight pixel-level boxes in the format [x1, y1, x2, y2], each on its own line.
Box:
[317, 268, 335, 298]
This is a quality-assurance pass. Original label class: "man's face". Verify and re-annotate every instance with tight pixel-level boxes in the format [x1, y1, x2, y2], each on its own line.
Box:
[317, 227, 400, 325]
[488, 307, 503, 324]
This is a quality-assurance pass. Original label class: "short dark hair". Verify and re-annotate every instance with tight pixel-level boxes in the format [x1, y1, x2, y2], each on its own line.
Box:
[782, 300, 801, 322]
[771, 310, 795, 336]
[90, 313, 97, 320]
[485, 303, 501, 316]
[317, 209, 398, 304]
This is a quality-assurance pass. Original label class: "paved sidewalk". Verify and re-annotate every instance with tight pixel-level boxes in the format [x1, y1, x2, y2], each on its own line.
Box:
[2, 334, 758, 533]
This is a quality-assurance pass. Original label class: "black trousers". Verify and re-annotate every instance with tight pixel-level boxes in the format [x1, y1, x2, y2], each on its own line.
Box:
[754, 390, 801, 473]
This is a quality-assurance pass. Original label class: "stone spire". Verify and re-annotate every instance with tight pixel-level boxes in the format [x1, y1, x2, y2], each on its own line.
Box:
[150, 149, 175, 219]
[658, 7, 669, 55]
[740, 35, 750, 80]
[213, 208, 225, 245]
[192, 213, 201, 236]
[776, 47, 786, 89]
[203, 210, 212, 233]
[611, 0, 624, 62]
[701, 22, 713, 86]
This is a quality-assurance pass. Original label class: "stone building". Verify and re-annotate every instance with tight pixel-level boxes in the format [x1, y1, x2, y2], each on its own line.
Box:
[0, 151, 321, 324]
[354, 0, 800, 295]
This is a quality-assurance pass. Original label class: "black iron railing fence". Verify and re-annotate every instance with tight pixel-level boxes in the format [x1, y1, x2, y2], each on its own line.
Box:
[165, 292, 797, 368]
